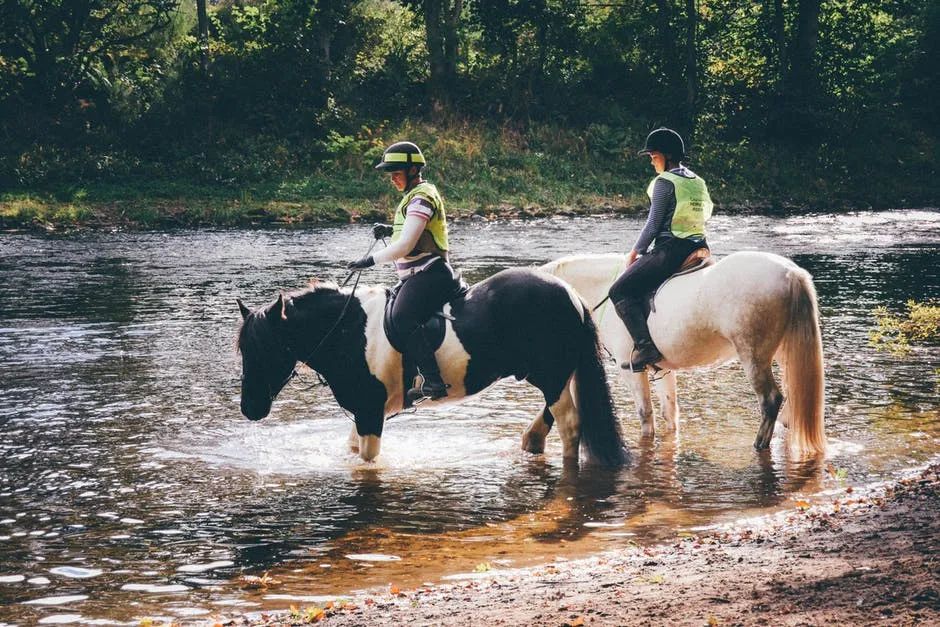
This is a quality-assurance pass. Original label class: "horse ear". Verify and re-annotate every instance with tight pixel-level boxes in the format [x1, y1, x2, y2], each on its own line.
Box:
[237, 298, 251, 321]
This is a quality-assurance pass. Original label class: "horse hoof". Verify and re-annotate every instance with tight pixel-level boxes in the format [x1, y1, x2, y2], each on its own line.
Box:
[522, 434, 545, 455]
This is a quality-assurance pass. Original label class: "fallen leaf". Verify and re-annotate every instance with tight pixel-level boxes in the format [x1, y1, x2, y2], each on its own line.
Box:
[390, 584, 401, 595]
[566, 617, 585, 626]
[305, 606, 325, 622]
[794, 500, 811, 510]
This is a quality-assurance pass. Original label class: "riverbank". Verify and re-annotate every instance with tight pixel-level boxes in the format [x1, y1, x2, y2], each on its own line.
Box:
[220, 462, 939, 627]
[5, 191, 937, 233]
[0, 189, 642, 232]
[5, 120, 938, 232]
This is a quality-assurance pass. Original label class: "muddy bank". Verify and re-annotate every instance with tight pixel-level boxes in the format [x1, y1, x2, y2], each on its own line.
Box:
[225, 462, 939, 626]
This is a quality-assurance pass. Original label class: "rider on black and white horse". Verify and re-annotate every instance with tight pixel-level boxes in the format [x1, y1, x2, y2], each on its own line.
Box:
[347, 141, 461, 402]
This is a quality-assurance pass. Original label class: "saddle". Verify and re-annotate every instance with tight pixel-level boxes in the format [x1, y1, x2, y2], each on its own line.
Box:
[383, 278, 470, 408]
[646, 247, 714, 317]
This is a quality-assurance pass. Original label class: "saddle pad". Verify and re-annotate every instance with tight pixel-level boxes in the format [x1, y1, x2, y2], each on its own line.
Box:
[648, 248, 715, 316]
[382, 278, 468, 354]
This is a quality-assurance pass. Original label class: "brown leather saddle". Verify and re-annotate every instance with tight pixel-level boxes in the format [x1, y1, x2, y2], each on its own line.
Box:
[647, 247, 714, 316]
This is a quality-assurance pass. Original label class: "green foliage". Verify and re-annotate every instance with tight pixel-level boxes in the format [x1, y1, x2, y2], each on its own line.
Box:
[0, 0, 937, 210]
[871, 300, 940, 355]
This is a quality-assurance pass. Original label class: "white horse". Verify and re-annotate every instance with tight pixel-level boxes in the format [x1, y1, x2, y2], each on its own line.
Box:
[542, 252, 826, 456]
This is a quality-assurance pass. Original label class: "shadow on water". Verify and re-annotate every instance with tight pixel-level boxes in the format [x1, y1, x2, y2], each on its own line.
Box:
[0, 211, 937, 623]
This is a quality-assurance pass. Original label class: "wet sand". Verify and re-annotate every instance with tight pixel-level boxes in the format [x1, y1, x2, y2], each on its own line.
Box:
[225, 461, 939, 626]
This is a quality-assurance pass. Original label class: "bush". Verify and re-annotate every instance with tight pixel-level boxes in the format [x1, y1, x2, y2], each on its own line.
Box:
[871, 300, 940, 355]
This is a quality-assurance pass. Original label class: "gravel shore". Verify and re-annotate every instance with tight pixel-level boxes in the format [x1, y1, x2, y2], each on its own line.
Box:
[225, 462, 939, 626]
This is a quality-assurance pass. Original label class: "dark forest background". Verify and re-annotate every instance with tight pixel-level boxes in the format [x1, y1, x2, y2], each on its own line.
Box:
[1, 0, 937, 219]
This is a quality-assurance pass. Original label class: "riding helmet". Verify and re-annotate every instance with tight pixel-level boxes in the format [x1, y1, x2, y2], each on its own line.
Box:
[375, 141, 426, 171]
[637, 128, 685, 161]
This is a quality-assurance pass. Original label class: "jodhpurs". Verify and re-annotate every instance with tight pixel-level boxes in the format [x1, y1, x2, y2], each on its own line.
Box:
[609, 237, 707, 307]
[390, 258, 462, 340]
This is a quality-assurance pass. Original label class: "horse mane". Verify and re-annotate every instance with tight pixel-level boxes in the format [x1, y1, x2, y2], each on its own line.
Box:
[236, 280, 342, 353]
[542, 253, 626, 278]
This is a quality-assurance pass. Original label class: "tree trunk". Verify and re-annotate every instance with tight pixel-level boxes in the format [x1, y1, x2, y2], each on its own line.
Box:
[320, 32, 333, 82]
[423, 0, 462, 112]
[786, 0, 822, 98]
[424, 0, 446, 110]
[684, 0, 698, 138]
[443, 0, 462, 83]
[771, 0, 787, 84]
[196, 0, 209, 73]
[654, 0, 679, 84]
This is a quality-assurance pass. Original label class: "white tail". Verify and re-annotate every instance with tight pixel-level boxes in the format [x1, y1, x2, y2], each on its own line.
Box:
[778, 268, 826, 455]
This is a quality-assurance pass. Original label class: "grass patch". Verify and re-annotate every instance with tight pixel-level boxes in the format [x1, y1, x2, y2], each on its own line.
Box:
[3, 118, 937, 231]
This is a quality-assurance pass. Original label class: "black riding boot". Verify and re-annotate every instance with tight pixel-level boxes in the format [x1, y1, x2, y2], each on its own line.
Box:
[613, 299, 663, 372]
[406, 324, 449, 401]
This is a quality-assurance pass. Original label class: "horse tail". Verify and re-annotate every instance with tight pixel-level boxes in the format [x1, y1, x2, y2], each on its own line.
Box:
[575, 306, 629, 467]
[779, 267, 827, 456]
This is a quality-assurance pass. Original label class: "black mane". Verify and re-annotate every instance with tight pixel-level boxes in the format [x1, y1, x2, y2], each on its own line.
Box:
[237, 281, 346, 352]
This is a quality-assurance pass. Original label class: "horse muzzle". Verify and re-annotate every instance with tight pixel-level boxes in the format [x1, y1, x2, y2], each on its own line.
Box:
[240, 397, 271, 421]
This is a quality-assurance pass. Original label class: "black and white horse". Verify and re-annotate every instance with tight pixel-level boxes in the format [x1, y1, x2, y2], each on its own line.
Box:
[237, 268, 628, 467]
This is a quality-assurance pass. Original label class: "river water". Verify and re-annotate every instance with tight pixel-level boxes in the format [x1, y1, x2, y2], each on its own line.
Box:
[0, 210, 937, 625]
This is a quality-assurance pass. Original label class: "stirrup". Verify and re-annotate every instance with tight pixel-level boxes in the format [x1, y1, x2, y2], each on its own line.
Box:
[620, 346, 663, 373]
[407, 377, 449, 402]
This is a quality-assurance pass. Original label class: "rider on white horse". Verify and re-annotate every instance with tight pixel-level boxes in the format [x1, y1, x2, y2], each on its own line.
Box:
[347, 141, 461, 402]
[610, 127, 714, 372]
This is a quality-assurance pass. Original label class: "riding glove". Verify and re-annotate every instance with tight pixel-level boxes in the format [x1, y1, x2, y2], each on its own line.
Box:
[347, 255, 375, 270]
[372, 223, 394, 239]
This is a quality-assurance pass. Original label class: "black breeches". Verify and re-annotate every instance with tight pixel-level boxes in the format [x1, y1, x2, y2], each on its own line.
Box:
[609, 238, 706, 306]
[390, 259, 460, 338]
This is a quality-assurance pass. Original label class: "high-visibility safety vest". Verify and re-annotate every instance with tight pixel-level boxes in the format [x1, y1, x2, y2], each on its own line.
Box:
[392, 181, 449, 255]
[646, 171, 713, 239]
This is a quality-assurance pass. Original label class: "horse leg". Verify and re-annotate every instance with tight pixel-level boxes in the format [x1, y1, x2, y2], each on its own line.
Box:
[652, 370, 680, 432]
[522, 406, 555, 454]
[775, 356, 791, 429]
[358, 435, 382, 461]
[355, 413, 384, 462]
[348, 425, 360, 454]
[742, 357, 784, 450]
[549, 377, 581, 462]
[622, 369, 654, 437]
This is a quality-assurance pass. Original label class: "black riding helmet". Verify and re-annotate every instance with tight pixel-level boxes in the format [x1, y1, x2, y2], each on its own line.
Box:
[637, 128, 685, 162]
[375, 141, 426, 172]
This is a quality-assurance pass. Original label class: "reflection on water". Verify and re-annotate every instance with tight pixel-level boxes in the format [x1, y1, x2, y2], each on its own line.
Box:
[0, 210, 938, 624]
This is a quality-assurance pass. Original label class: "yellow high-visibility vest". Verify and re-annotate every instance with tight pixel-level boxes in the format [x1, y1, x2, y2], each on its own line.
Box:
[392, 181, 449, 254]
[646, 171, 713, 239]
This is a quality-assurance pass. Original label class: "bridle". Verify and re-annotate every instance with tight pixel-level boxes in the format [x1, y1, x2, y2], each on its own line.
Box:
[245, 238, 382, 406]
